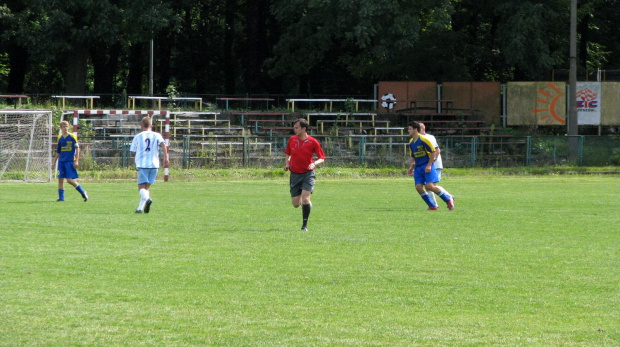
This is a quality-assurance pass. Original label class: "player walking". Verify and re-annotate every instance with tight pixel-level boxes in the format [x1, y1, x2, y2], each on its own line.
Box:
[285, 118, 326, 231]
[407, 121, 455, 210]
[130, 116, 169, 213]
[419, 122, 446, 206]
[52, 120, 88, 202]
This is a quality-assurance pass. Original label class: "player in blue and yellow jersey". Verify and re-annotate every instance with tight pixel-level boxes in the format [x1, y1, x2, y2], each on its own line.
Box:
[407, 121, 454, 210]
[51, 120, 88, 202]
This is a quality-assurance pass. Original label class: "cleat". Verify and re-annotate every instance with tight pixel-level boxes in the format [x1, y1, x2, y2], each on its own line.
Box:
[427, 206, 438, 210]
[447, 199, 455, 211]
[301, 227, 308, 232]
[135, 210, 143, 214]
[82, 191, 88, 202]
[144, 199, 153, 214]
[56, 199, 64, 202]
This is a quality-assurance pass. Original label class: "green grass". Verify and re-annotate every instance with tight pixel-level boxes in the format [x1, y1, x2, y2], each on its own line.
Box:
[1, 175, 618, 346]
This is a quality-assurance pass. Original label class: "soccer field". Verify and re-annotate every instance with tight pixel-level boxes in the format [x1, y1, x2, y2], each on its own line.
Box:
[1, 176, 618, 345]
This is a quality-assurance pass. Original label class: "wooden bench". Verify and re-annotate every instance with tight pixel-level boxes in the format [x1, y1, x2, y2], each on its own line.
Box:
[374, 127, 405, 136]
[200, 141, 272, 155]
[170, 126, 246, 138]
[228, 111, 290, 125]
[305, 112, 376, 124]
[261, 126, 318, 136]
[217, 98, 275, 111]
[247, 119, 292, 133]
[128, 96, 203, 110]
[419, 120, 486, 125]
[52, 95, 100, 109]
[316, 119, 390, 134]
[93, 125, 140, 136]
[399, 113, 477, 125]
[429, 127, 494, 135]
[410, 99, 454, 113]
[157, 119, 231, 135]
[363, 141, 411, 157]
[0, 94, 28, 108]
[328, 126, 376, 136]
[286, 99, 376, 112]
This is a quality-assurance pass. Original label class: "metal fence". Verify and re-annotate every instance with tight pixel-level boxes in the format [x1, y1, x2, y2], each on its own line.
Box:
[78, 135, 620, 170]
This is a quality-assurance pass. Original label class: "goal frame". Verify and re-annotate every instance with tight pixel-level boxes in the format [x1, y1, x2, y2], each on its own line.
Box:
[0, 110, 53, 182]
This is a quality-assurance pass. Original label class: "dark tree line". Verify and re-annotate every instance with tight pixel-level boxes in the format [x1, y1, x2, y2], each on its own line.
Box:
[1, 0, 619, 97]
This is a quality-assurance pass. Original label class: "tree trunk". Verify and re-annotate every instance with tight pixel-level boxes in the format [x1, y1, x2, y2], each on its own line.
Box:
[156, 37, 172, 95]
[91, 43, 121, 106]
[244, 0, 269, 93]
[64, 46, 89, 94]
[127, 44, 146, 95]
[6, 44, 28, 94]
[224, 0, 236, 94]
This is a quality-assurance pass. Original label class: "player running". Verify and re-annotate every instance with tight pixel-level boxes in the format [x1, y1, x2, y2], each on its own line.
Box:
[407, 121, 455, 210]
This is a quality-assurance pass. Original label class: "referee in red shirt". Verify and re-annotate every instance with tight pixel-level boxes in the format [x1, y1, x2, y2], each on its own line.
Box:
[285, 118, 326, 232]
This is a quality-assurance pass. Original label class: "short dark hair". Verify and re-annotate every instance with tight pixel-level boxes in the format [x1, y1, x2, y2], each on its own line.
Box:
[408, 121, 420, 131]
[294, 118, 309, 130]
[141, 116, 152, 128]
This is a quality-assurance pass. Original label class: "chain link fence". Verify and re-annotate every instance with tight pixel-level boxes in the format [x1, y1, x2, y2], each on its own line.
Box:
[76, 135, 620, 170]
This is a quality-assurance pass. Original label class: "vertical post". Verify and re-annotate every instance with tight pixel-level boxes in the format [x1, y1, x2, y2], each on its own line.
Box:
[525, 136, 532, 166]
[72, 110, 79, 137]
[568, 0, 579, 159]
[164, 111, 170, 182]
[47, 111, 53, 182]
[471, 137, 477, 167]
[502, 84, 507, 128]
[149, 39, 154, 96]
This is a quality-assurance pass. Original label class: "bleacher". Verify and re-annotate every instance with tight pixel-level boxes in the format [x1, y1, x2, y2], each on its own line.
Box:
[69, 98, 497, 169]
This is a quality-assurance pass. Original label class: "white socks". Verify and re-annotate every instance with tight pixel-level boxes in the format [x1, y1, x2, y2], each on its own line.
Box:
[138, 189, 150, 210]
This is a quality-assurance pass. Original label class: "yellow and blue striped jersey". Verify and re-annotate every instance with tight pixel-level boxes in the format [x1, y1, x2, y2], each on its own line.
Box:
[408, 135, 435, 167]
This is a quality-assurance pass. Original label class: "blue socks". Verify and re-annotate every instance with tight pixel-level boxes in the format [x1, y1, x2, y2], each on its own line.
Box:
[421, 192, 436, 207]
[75, 185, 85, 195]
[438, 191, 452, 202]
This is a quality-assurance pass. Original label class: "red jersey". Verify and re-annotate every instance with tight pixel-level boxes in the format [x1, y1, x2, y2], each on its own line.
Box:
[285, 135, 326, 173]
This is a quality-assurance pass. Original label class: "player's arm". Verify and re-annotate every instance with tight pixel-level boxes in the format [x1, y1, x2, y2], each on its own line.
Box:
[424, 148, 437, 173]
[52, 152, 59, 168]
[284, 155, 291, 171]
[73, 146, 80, 168]
[407, 157, 415, 175]
[309, 141, 326, 170]
[160, 141, 169, 165]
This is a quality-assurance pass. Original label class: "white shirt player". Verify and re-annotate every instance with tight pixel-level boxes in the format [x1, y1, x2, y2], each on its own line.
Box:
[130, 130, 165, 169]
[423, 132, 443, 170]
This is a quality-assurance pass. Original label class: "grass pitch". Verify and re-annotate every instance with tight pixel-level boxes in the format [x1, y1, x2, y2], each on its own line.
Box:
[0, 175, 618, 346]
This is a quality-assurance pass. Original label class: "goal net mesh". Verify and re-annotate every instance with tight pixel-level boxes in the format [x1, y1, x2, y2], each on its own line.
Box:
[0, 110, 53, 182]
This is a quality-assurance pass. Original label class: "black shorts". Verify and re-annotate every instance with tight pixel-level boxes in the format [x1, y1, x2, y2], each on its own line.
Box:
[289, 171, 315, 197]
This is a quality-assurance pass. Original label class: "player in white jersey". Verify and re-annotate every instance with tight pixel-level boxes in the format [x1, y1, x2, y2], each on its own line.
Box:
[419, 123, 446, 206]
[130, 116, 169, 213]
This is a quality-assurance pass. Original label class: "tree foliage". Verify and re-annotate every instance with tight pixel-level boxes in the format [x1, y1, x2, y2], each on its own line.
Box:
[1, 0, 618, 95]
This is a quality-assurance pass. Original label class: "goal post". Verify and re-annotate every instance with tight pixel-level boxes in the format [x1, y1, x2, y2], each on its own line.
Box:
[0, 110, 53, 182]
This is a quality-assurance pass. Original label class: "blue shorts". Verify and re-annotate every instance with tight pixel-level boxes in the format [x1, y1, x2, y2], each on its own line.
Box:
[137, 168, 158, 185]
[413, 164, 439, 185]
[57, 161, 78, 179]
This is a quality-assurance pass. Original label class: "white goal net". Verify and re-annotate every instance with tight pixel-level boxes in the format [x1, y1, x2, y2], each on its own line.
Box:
[0, 110, 53, 182]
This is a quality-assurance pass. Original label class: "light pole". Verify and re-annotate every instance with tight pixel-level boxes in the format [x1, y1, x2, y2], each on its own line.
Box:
[149, 38, 155, 108]
[568, 0, 579, 160]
